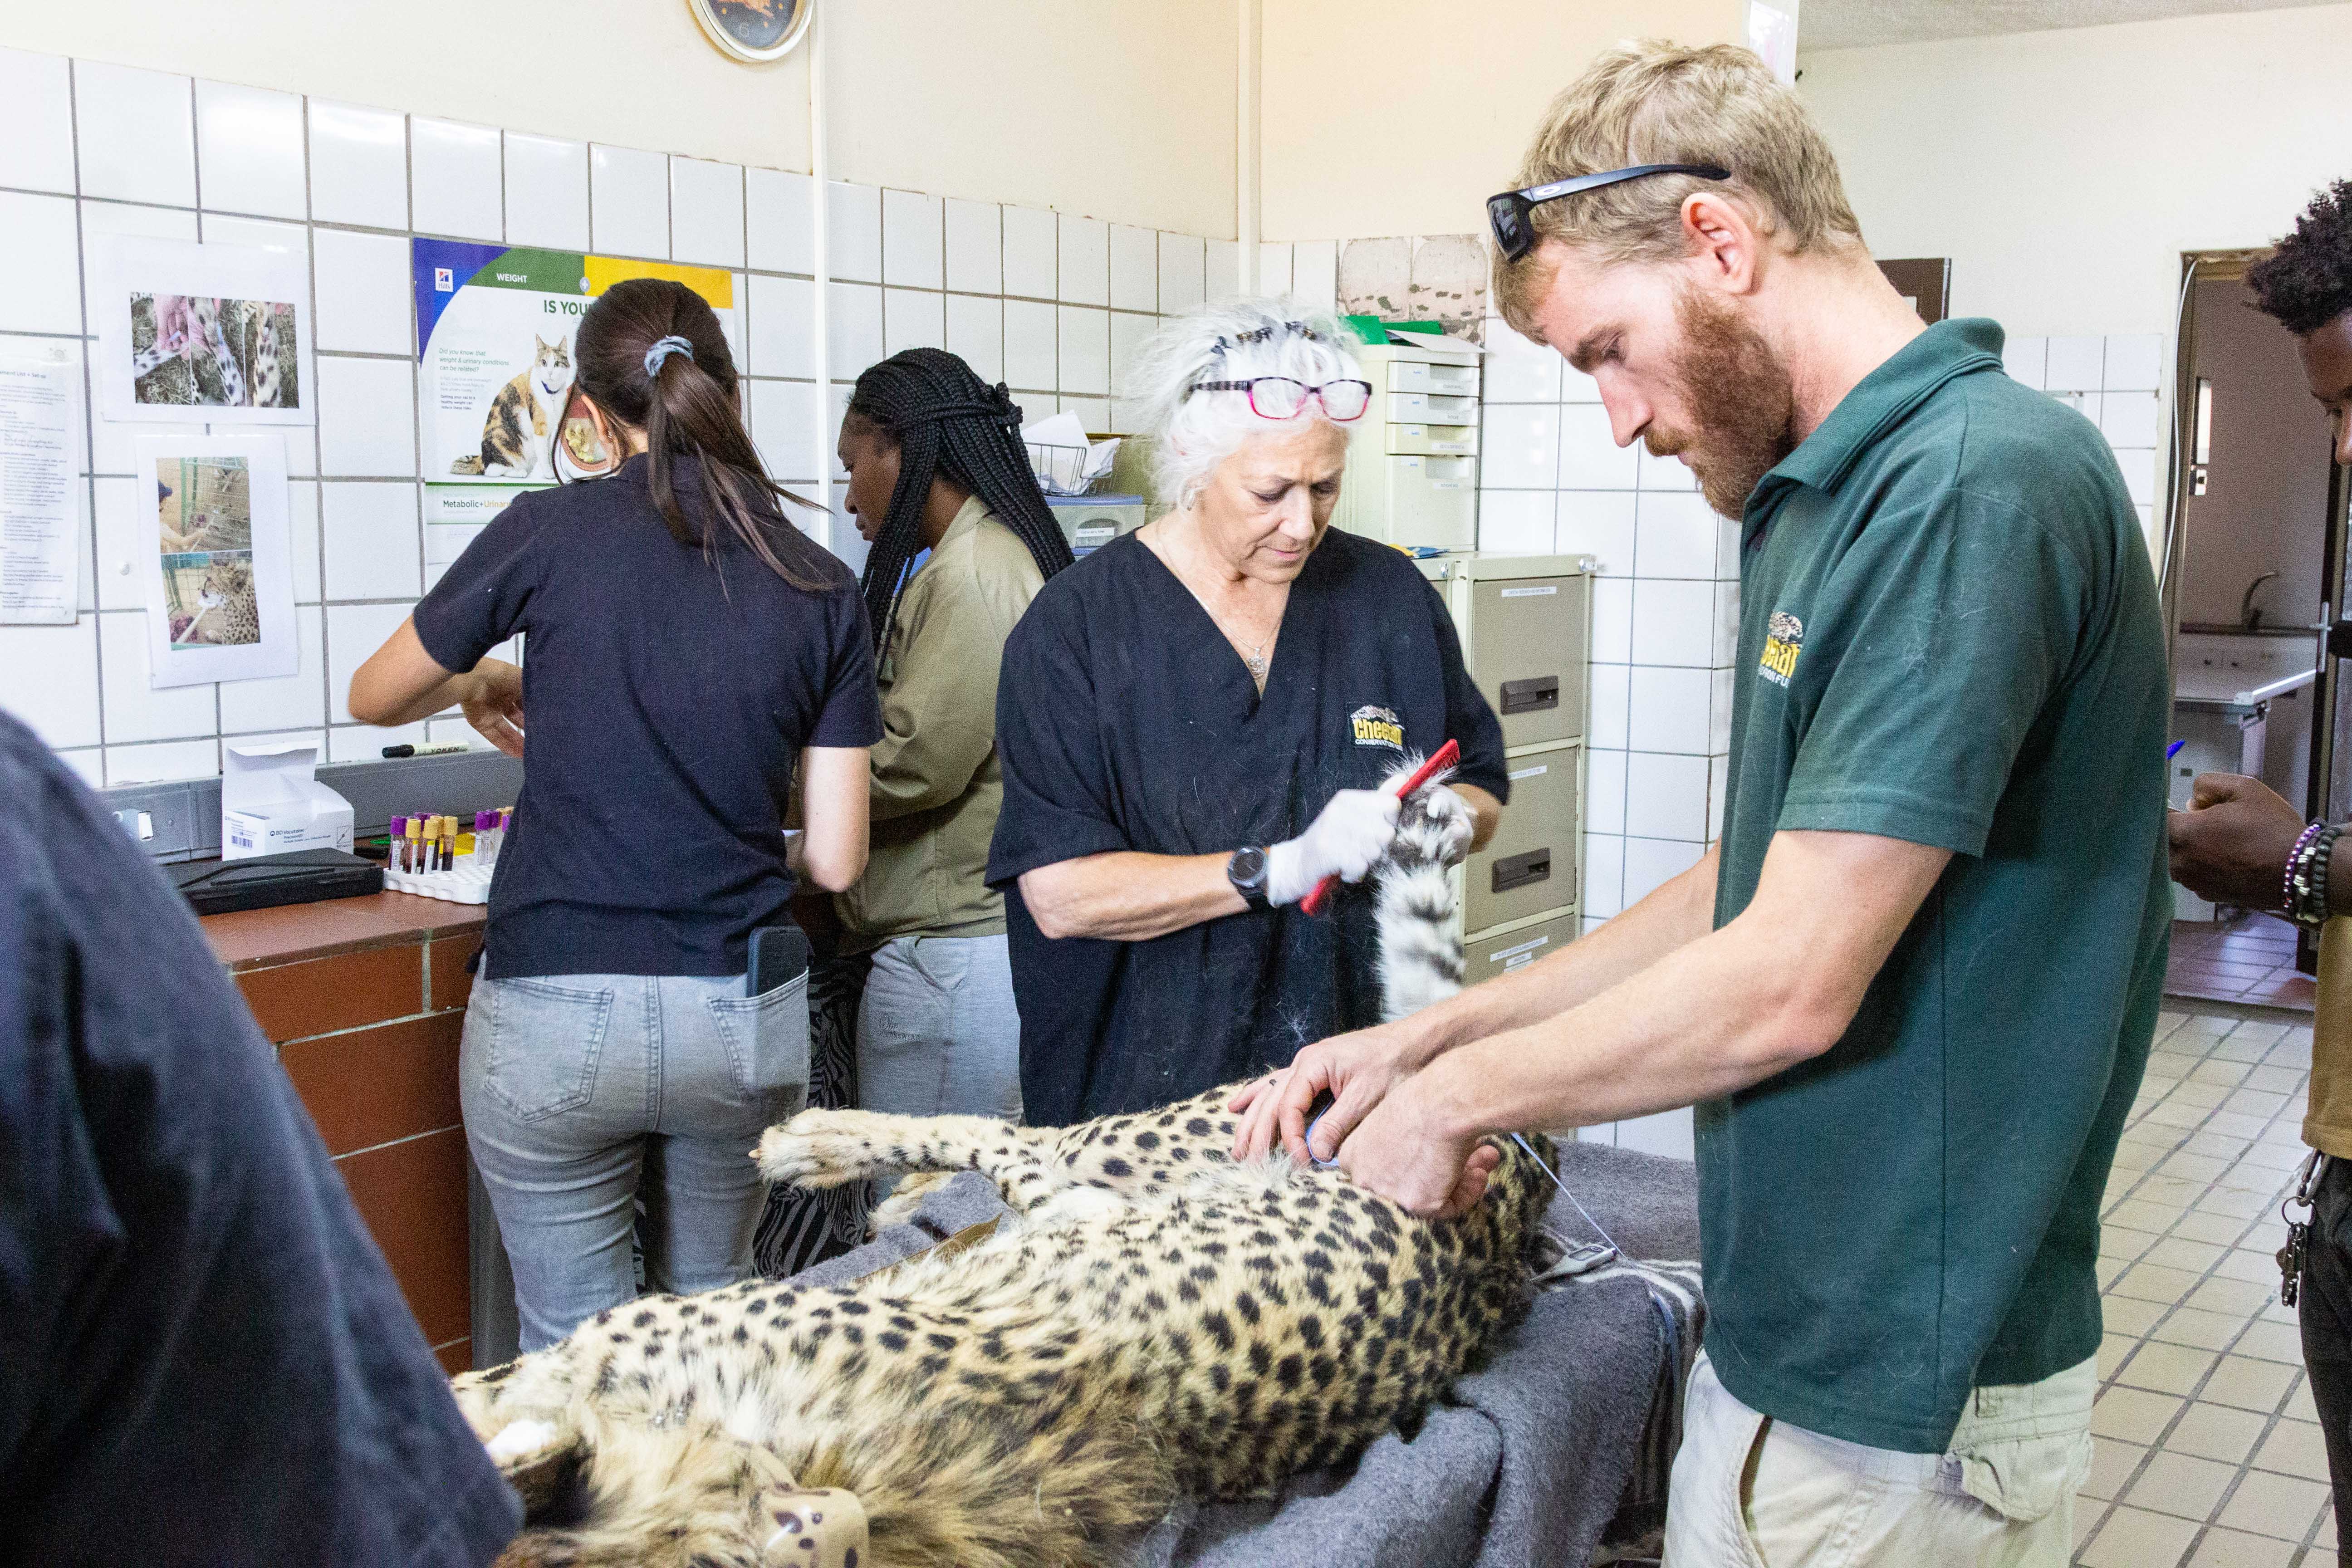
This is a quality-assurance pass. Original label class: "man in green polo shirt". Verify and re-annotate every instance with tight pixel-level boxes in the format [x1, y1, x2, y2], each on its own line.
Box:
[1230, 39, 2169, 1564]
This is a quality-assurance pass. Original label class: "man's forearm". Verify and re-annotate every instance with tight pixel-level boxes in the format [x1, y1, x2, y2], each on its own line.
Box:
[1404, 845, 1721, 1068]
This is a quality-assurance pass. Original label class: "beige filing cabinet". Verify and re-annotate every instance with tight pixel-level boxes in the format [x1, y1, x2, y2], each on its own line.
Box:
[1416, 553, 1593, 970]
[1336, 338, 1482, 552]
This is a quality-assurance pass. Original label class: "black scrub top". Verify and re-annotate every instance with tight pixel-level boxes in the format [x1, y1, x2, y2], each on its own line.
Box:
[986, 527, 1508, 1124]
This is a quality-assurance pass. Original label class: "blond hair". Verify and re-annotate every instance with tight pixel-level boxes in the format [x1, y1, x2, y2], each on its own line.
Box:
[1494, 41, 1864, 336]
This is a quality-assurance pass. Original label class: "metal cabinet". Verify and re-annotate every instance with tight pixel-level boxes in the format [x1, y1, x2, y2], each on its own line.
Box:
[1338, 339, 1484, 552]
[1421, 553, 1593, 957]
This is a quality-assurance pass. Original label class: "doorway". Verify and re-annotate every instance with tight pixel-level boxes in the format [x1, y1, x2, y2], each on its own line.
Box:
[2163, 249, 2349, 1010]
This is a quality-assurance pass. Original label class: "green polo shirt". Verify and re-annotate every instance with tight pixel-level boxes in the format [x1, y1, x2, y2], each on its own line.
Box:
[1704, 318, 2171, 1453]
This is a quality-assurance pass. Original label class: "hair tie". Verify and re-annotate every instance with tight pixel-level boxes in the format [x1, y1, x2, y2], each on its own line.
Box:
[643, 335, 695, 378]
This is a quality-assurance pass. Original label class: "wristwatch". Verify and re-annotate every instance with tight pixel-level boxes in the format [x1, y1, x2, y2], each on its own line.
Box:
[1227, 846, 1271, 910]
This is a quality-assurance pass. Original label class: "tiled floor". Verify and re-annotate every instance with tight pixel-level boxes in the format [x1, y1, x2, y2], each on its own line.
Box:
[2077, 1007, 2336, 1566]
[2170, 916, 2318, 1012]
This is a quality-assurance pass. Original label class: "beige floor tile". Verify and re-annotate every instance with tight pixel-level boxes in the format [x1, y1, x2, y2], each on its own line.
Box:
[2233, 1321, 2303, 1364]
[2208, 1110, 2276, 1140]
[2199, 1187, 2275, 1220]
[2252, 1417, 2332, 1483]
[2183, 1132, 2256, 1161]
[2117, 1264, 2206, 1304]
[2103, 1295, 2166, 1337]
[2102, 1225, 2161, 1262]
[2231, 1090, 2294, 1120]
[2145, 1237, 2227, 1274]
[2244, 1217, 2292, 1253]
[2204, 1355, 2299, 1413]
[2186, 1278, 2275, 1318]
[2315, 1504, 2336, 1550]
[2099, 1332, 2137, 1380]
[2281, 1380, 2319, 1425]
[2081, 1435, 2146, 1502]
[2078, 1502, 2200, 1567]
[2215, 1468, 2329, 1541]
[2118, 1340, 2220, 1396]
[2099, 1256, 2131, 1289]
[2184, 1524, 2299, 1567]
[2123, 1449, 2236, 1519]
[2148, 1101, 2215, 1129]
[2162, 1152, 2235, 1185]
[2240, 1140, 2310, 1173]
[2215, 1036, 2275, 1064]
[2112, 1142, 2162, 1173]
[2267, 1040, 2314, 1070]
[2112, 1198, 2190, 1232]
[2092, 1386, 2186, 1445]
[2261, 1298, 2303, 1329]
[2174, 1210, 2256, 1247]
[2215, 1249, 2282, 1286]
[2143, 1176, 2214, 1207]
[2246, 1064, 2307, 1094]
[2192, 1061, 2254, 1088]
[2072, 1498, 2108, 1550]
[2171, 1082, 2233, 1110]
[2151, 1307, 2254, 1352]
[2165, 1401, 2269, 1465]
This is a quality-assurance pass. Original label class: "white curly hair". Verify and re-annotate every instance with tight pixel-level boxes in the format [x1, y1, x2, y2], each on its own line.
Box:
[1122, 297, 1366, 514]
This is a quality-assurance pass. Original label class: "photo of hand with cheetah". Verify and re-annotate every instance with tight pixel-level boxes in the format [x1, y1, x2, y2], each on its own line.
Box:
[454, 773, 1561, 1568]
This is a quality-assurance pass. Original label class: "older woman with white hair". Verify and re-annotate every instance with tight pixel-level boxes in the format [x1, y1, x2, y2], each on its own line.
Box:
[984, 300, 1508, 1124]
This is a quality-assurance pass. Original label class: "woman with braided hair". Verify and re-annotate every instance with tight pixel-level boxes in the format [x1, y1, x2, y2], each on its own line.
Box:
[834, 347, 1074, 1122]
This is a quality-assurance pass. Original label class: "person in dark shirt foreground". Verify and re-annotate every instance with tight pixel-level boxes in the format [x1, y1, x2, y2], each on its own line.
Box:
[0, 712, 518, 1565]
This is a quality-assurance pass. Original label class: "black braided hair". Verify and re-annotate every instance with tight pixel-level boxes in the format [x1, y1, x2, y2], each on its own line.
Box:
[847, 347, 1074, 652]
[2249, 179, 2352, 338]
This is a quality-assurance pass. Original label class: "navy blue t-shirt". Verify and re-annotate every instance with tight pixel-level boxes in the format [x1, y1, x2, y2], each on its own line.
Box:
[414, 456, 881, 980]
[986, 527, 1508, 1123]
[0, 714, 519, 1565]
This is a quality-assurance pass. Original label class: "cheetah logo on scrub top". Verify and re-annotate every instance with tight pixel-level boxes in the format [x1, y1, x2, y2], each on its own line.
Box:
[1350, 704, 1405, 749]
[1760, 611, 1804, 688]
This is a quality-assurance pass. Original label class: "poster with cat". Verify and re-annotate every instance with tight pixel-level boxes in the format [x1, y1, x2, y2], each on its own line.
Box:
[413, 241, 737, 550]
[132, 432, 298, 688]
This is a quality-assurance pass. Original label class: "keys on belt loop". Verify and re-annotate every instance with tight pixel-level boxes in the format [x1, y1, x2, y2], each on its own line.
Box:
[2279, 1151, 2326, 1309]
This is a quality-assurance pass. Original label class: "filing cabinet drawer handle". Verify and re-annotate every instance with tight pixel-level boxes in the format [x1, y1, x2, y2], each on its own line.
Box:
[1492, 848, 1552, 894]
[1500, 676, 1560, 715]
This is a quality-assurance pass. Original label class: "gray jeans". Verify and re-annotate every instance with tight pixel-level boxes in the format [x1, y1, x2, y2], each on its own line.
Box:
[460, 971, 809, 1351]
[856, 933, 1022, 1122]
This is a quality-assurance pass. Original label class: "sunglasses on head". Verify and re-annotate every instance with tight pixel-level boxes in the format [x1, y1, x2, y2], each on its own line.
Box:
[1486, 162, 1732, 263]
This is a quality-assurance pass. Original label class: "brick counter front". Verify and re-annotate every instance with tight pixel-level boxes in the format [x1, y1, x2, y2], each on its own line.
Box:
[201, 891, 487, 1375]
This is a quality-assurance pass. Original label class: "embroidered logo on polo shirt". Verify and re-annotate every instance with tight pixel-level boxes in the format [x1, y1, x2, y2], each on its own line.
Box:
[1759, 612, 1804, 688]
[1350, 704, 1405, 749]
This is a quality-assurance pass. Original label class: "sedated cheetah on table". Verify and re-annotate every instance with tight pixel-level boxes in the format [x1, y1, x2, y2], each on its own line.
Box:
[453, 762, 1559, 1568]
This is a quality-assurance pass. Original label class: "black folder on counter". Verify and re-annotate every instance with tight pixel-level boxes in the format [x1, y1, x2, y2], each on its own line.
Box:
[169, 848, 385, 916]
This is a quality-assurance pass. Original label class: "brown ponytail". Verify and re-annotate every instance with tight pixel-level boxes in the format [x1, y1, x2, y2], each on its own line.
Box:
[571, 276, 833, 592]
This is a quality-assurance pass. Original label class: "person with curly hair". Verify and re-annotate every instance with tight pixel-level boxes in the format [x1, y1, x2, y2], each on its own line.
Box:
[2170, 177, 2352, 1548]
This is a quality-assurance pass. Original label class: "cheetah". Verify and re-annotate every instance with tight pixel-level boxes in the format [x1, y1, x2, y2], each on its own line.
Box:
[453, 764, 1556, 1568]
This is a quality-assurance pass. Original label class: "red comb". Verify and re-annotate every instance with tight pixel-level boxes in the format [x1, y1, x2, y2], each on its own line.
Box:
[1298, 738, 1460, 917]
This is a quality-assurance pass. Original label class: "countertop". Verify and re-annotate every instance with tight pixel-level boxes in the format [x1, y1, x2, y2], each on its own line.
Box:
[200, 887, 487, 972]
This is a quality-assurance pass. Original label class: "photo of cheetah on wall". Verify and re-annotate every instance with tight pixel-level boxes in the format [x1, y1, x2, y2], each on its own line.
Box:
[128, 292, 300, 411]
[154, 455, 260, 648]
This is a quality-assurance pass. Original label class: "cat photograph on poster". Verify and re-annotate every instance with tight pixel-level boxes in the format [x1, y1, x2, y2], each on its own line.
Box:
[448, 333, 574, 479]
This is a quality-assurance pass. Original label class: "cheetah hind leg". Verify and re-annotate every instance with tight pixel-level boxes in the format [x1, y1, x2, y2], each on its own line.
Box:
[866, 1167, 956, 1236]
[756, 1108, 1068, 1215]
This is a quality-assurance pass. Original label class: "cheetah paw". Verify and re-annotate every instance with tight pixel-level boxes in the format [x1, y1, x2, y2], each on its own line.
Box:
[867, 1169, 956, 1235]
[756, 1109, 899, 1188]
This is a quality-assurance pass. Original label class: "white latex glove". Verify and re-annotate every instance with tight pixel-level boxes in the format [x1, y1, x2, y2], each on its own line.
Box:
[1265, 789, 1402, 906]
[1422, 784, 1475, 868]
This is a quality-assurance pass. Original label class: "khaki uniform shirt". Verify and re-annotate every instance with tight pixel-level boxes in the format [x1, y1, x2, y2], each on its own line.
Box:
[2309, 917, 2352, 1157]
[836, 497, 1044, 949]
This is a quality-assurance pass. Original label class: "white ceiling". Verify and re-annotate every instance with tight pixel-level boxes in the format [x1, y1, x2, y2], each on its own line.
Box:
[1800, 0, 2347, 52]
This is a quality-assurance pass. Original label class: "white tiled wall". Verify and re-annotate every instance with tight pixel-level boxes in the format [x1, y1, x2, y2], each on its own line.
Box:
[2002, 331, 2166, 534]
[0, 42, 1226, 789]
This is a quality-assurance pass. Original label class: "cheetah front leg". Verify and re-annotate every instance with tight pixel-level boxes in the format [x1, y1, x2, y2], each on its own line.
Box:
[756, 1109, 1071, 1215]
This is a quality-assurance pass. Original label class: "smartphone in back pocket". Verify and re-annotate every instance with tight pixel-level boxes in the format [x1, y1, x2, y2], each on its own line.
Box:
[747, 924, 812, 998]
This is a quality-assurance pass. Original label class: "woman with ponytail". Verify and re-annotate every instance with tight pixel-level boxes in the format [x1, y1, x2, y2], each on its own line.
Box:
[348, 277, 880, 1348]
[833, 348, 1072, 1123]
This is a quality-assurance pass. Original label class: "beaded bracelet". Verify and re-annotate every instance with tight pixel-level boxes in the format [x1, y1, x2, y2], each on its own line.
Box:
[2284, 822, 2338, 928]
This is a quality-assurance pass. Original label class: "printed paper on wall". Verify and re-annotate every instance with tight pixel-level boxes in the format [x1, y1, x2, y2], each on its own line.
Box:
[134, 432, 299, 687]
[93, 236, 313, 426]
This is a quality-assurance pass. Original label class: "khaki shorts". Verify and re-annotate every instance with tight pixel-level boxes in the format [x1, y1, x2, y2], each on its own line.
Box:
[1661, 1351, 2094, 1568]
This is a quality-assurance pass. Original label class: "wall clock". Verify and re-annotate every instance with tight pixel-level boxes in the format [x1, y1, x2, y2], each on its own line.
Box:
[688, 0, 813, 63]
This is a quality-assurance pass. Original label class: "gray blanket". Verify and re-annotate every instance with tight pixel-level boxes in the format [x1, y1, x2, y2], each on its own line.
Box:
[781, 1145, 1703, 1568]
